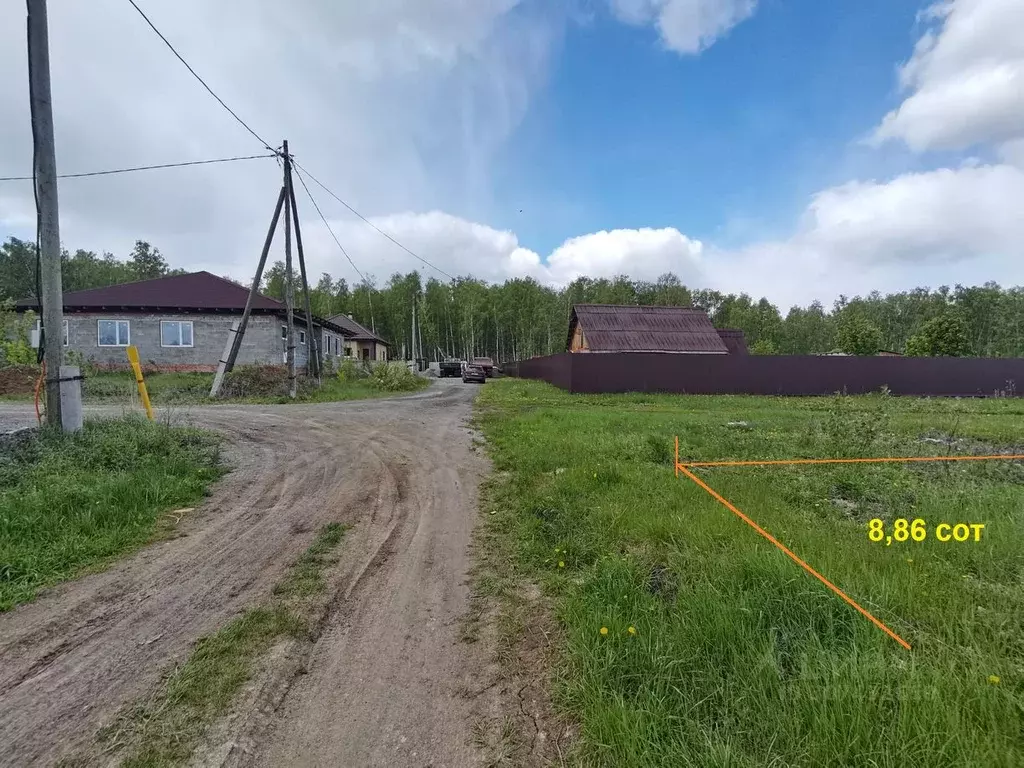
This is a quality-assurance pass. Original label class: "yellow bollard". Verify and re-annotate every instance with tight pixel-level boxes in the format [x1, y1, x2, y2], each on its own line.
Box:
[126, 346, 154, 421]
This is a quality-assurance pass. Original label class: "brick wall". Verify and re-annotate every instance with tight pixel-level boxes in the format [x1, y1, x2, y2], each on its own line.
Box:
[65, 312, 285, 370]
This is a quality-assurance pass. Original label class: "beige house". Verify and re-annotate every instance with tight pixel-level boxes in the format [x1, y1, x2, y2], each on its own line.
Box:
[328, 314, 389, 361]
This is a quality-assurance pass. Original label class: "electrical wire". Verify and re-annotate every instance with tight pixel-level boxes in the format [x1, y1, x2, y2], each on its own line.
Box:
[126, 0, 453, 290]
[292, 160, 456, 282]
[0, 153, 276, 182]
[125, 0, 276, 153]
[26, 0, 44, 364]
[292, 164, 376, 332]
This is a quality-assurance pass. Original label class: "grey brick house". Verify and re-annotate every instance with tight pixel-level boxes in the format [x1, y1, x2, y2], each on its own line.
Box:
[17, 271, 349, 372]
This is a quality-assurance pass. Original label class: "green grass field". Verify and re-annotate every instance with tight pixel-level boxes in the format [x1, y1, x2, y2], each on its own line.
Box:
[0, 418, 223, 611]
[476, 380, 1024, 767]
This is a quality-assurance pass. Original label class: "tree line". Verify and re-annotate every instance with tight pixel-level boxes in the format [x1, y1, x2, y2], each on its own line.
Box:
[3, 236, 1022, 361]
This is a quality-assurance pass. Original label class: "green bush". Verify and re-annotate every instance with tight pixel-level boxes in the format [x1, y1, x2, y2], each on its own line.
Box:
[0, 301, 36, 366]
[371, 362, 423, 392]
[337, 358, 369, 382]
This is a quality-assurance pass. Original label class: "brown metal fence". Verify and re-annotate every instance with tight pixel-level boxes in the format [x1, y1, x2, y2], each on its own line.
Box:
[503, 353, 1024, 397]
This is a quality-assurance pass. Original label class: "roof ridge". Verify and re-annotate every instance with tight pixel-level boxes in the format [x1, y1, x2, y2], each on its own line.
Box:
[202, 271, 284, 308]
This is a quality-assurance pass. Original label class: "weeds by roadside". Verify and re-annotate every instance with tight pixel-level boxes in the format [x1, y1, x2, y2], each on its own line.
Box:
[0, 417, 223, 611]
[76, 364, 428, 406]
[99, 522, 347, 768]
[475, 379, 1024, 767]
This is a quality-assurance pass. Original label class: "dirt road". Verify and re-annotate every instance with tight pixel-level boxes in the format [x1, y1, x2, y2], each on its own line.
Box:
[0, 380, 498, 767]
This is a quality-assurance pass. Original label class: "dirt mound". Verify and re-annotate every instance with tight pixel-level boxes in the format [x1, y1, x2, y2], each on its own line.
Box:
[0, 365, 40, 397]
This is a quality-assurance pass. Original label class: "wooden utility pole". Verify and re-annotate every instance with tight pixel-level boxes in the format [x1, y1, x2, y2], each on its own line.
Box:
[283, 140, 296, 398]
[283, 153, 319, 380]
[209, 186, 285, 397]
[27, 0, 64, 428]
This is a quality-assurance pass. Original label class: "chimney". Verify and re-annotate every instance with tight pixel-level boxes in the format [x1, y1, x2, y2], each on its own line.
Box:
[348, 313, 353, 319]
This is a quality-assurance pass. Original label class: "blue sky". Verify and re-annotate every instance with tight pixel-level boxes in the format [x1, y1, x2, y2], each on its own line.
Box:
[496, 0, 928, 253]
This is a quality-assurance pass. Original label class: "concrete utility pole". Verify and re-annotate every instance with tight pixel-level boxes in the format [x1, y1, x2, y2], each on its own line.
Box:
[27, 0, 64, 428]
[283, 140, 297, 398]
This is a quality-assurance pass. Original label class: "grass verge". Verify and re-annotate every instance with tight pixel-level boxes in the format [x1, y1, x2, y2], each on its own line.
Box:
[0, 417, 223, 611]
[475, 379, 1024, 767]
[104, 522, 346, 768]
[81, 367, 428, 406]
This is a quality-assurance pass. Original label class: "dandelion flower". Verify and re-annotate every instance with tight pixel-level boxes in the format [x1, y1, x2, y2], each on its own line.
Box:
[558, 561, 565, 568]
[627, 626, 637, 635]
[599, 627, 608, 636]
[988, 675, 1001, 685]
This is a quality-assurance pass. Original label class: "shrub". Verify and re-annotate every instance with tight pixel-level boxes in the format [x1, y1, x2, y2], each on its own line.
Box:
[220, 365, 296, 399]
[0, 301, 36, 366]
[371, 361, 423, 392]
[337, 358, 369, 382]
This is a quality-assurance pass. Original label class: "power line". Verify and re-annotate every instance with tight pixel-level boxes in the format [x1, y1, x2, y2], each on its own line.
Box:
[0, 153, 276, 182]
[125, 0, 276, 153]
[292, 160, 456, 282]
[126, 0, 453, 284]
[292, 164, 376, 330]
[292, 165, 368, 285]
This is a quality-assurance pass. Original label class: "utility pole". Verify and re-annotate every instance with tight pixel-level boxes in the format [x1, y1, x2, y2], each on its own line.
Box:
[282, 140, 296, 398]
[27, 0, 64, 428]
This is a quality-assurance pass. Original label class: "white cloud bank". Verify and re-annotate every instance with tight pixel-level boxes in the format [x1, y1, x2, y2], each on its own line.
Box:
[609, 0, 758, 54]
[873, 0, 1024, 153]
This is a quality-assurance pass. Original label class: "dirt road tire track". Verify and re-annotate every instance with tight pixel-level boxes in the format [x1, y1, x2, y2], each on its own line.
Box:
[0, 381, 495, 767]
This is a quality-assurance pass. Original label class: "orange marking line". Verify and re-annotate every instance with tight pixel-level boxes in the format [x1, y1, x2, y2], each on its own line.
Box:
[676, 464, 913, 651]
[681, 454, 1024, 468]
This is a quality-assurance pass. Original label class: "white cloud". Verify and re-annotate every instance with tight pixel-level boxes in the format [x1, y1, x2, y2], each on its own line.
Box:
[708, 163, 1024, 307]
[609, 0, 758, 54]
[0, 0, 557, 268]
[873, 0, 1024, 152]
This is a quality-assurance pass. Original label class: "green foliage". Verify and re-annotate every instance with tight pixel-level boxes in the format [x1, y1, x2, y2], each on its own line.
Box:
[336, 358, 369, 382]
[0, 417, 222, 610]
[905, 312, 973, 357]
[370, 361, 424, 392]
[749, 338, 779, 355]
[837, 314, 883, 355]
[5, 236, 1024, 364]
[0, 300, 36, 365]
[822, 388, 893, 458]
[476, 380, 1024, 767]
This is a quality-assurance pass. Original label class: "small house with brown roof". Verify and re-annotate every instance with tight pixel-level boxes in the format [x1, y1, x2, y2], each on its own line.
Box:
[16, 271, 349, 372]
[327, 314, 390, 362]
[568, 304, 746, 354]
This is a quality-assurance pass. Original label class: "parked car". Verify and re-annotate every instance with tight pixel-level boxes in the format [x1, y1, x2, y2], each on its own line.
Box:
[462, 364, 486, 384]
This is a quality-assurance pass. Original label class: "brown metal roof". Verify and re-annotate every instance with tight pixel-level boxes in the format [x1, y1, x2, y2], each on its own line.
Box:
[716, 328, 749, 355]
[327, 314, 389, 346]
[568, 304, 729, 353]
[16, 271, 283, 312]
[16, 271, 348, 335]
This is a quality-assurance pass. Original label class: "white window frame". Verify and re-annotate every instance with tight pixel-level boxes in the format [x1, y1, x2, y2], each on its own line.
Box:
[160, 320, 194, 348]
[299, 330, 306, 345]
[97, 319, 130, 347]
